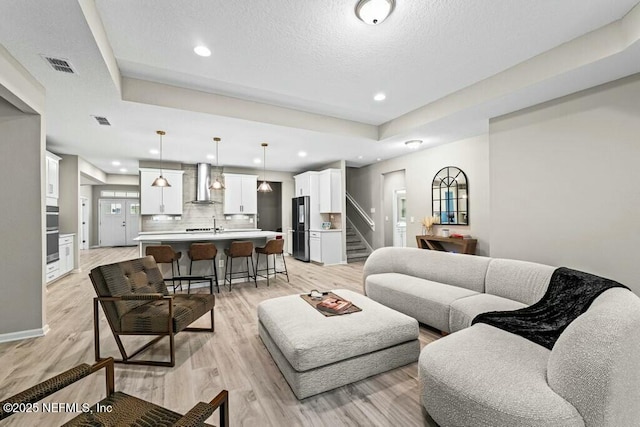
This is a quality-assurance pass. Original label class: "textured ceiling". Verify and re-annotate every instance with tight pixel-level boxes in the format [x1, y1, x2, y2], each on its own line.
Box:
[0, 0, 638, 175]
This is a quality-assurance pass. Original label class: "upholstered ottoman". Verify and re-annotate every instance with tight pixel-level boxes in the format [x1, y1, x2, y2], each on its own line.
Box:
[257, 289, 420, 399]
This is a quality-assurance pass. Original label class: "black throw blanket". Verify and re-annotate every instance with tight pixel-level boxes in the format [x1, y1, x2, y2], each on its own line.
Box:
[472, 267, 628, 349]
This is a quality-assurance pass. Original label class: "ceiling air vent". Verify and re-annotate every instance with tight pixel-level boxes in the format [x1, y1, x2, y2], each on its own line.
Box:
[42, 55, 76, 74]
[92, 116, 111, 126]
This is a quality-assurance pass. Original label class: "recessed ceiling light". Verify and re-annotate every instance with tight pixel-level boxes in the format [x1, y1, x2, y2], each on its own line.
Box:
[405, 139, 423, 149]
[206, 154, 215, 160]
[376, 158, 382, 161]
[112, 161, 121, 166]
[253, 158, 261, 164]
[119, 168, 127, 173]
[150, 149, 159, 155]
[374, 92, 386, 101]
[298, 151, 307, 157]
[358, 155, 364, 159]
[194, 45, 211, 57]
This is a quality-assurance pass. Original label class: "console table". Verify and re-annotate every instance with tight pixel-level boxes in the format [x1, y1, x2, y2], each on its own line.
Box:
[416, 235, 477, 255]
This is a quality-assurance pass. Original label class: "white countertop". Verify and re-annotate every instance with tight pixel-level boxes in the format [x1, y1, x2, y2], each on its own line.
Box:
[59, 233, 76, 237]
[138, 228, 261, 235]
[309, 229, 343, 232]
[134, 230, 281, 242]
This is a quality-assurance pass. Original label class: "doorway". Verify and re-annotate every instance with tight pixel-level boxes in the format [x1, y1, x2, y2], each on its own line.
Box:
[98, 199, 140, 246]
[382, 170, 407, 247]
[257, 182, 282, 231]
[393, 189, 407, 247]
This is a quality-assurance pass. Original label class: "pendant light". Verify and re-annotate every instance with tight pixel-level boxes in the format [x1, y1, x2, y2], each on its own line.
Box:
[257, 142, 273, 192]
[209, 137, 225, 190]
[151, 130, 171, 187]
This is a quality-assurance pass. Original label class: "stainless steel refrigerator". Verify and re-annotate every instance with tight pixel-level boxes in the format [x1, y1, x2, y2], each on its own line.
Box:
[292, 196, 310, 262]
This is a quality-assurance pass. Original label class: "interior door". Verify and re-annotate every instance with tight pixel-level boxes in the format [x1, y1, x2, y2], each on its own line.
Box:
[125, 199, 140, 245]
[80, 197, 89, 250]
[99, 199, 126, 246]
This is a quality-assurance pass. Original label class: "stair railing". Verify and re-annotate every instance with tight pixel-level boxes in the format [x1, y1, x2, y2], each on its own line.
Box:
[346, 192, 375, 231]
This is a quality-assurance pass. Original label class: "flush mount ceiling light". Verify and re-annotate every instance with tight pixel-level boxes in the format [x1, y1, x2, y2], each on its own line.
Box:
[298, 151, 307, 157]
[257, 143, 273, 193]
[111, 160, 121, 166]
[151, 130, 171, 187]
[374, 92, 386, 101]
[405, 139, 423, 149]
[355, 0, 395, 25]
[193, 45, 211, 57]
[209, 137, 225, 190]
[119, 168, 127, 173]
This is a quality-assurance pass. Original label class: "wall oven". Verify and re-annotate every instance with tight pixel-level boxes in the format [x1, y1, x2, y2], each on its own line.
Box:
[46, 205, 59, 264]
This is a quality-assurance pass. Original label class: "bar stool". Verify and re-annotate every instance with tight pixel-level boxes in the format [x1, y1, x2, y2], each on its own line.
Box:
[145, 245, 182, 293]
[187, 243, 219, 292]
[223, 241, 256, 291]
[255, 238, 289, 287]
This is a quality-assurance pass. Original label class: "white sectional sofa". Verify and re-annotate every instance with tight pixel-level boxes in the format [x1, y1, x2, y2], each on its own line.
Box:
[363, 247, 555, 333]
[362, 247, 640, 427]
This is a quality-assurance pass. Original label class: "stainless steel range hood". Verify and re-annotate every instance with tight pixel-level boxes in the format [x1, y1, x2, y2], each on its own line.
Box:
[191, 163, 219, 204]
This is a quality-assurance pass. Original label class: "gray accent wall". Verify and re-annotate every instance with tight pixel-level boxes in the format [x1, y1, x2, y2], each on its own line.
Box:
[490, 74, 640, 294]
[59, 154, 80, 269]
[0, 97, 45, 335]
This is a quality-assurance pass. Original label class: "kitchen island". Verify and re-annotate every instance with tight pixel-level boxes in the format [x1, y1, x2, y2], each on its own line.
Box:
[134, 230, 284, 287]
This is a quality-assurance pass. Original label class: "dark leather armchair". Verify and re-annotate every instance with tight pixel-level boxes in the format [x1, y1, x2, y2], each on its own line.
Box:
[89, 256, 215, 367]
[0, 357, 229, 426]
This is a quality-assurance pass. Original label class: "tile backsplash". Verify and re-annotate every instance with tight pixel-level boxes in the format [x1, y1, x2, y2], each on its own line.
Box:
[141, 164, 255, 232]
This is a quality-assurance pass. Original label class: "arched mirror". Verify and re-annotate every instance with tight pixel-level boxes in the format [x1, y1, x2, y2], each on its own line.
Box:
[432, 166, 468, 225]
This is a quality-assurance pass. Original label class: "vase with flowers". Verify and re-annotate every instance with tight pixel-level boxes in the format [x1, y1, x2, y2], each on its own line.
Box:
[421, 215, 439, 235]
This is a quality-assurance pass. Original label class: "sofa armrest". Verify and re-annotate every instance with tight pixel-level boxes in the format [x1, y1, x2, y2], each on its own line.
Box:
[362, 247, 397, 294]
[172, 390, 229, 427]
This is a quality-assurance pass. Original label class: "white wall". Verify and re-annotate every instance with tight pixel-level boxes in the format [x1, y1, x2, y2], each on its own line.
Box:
[347, 134, 490, 255]
[490, 74, 640, 293]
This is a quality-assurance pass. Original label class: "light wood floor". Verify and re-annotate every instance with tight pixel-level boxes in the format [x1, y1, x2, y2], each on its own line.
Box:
[0, 247, 440, 426]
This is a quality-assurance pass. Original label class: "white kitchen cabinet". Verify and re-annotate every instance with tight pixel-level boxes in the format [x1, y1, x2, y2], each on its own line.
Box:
[319, 169, 342, 213]
[309, 231, 322, 263]
[309, 230, 343, 265]
[140, 169, 184, 215]
[294, 172, 311, 197]
[293, 172, 321, 230]
[45, 151, 61, 205]
[46, 261, 59, 284]
[58, 234, 74, 276]
[223, 173, 258, 214]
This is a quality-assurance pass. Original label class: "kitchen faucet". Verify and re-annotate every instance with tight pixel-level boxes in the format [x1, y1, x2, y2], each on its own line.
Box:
[212, 216, 217, 233]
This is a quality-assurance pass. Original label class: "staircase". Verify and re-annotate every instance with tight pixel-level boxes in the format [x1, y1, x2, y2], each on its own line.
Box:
[346, 225, 371, 263]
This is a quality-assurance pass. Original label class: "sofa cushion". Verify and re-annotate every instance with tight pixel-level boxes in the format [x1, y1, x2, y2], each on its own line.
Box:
[419, 324, 584, 427]
[485, 258, 555, 305]
[257, 289, 418, 372]
[366, 273, 477, 332]
[449, 293, 526, 333]
[363, 247, 491, 293]
[547, 288, 640, 427]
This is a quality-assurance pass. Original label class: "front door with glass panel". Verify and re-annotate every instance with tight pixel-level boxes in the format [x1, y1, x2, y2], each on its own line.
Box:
[99, 199, 140, 247]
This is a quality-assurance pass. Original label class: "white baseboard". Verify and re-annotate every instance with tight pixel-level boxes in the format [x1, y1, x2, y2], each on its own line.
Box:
[0, 324, 50, 344]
